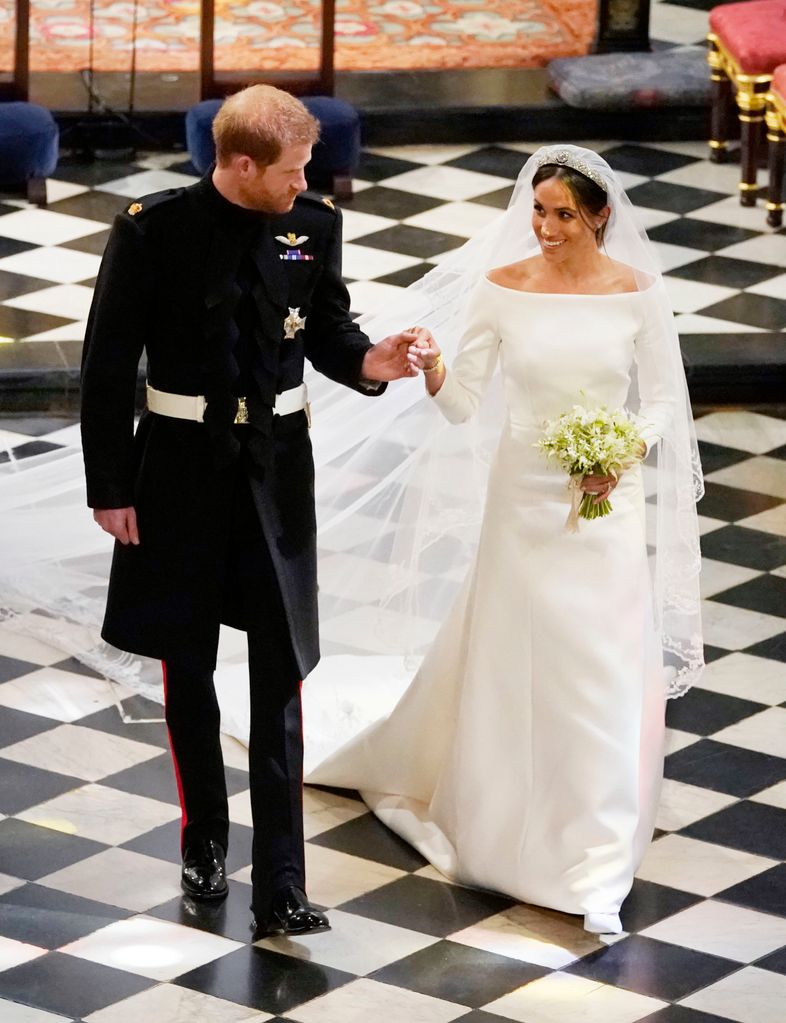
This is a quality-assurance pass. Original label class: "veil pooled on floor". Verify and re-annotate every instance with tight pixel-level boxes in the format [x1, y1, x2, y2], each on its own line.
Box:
[0, 145, 703, 733]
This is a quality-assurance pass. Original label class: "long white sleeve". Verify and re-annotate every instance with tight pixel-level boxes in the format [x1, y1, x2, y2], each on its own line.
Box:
[634, 288, 678, 454]
[430, 280, 500, 424]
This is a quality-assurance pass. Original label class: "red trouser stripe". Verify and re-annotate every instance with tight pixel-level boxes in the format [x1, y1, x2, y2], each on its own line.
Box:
[161, 660, 188, 848]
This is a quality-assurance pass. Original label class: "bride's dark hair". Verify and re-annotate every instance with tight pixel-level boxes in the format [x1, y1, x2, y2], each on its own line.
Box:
[532, 164, 609, 247]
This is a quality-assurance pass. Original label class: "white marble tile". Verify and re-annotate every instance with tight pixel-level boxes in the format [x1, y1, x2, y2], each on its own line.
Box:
[288, 978, 467, 1023]
[0, 723, 161, 781]
[380, 165, 512, 202]
[751, 778, 786, 809]
[0, 209, 108, 245]
[635, 834, 776, 896]
[696, 514, 726, 535]
[0, 871, 25, 896]
[632, 206, 678, 233]
[4, 283, 94, 320]
[681, 965, 786, 1023]
[347, 279, 406, 315]
[699, 559, 760, 599]
[0, 428, 36, 450]
[62, 915, 243, 981]
[316, 511, 394, 553]
[655, 779, 737, 832]
[712, 707, 786, 759]
[301, 844, 404, 907]
[650, 4, 708, 43]
[697, 652, 786, 705]
[339, 208, 398, 242]
[218, 733, 248, 773]
[95, 169, 200, 198]
[0, 246, 102, 284]
[227, 787, 253, 828]
[43, 179, 91, 203]
[664, 727, 700, 755]
[0, 666, 119, 721]
[673, 313, 766, 334]
[700, 600, 785, 651]
[341, 243, 421, 281]
[317, 552, 420, 604]
[660, 165, 752, 198]
[694, 411, 786, 454]
[84, 984, 271, 1023]
[450, 903, 602, 969]
[19, 783, 179, 844]
[616, 171, 649, 193]
[320, 604, 438, 656]
[257, 908, 436, 974]
[22, 320, 88, 343]
[0, 934, 47, 971]
[303, 786, 367, 839]
[484, 971, 665, 1023]
[646, 140, 710, 160]
[38, 847, 180, 912]
[661, 276, 737, 314]
[748, 272, 786, 300]
[0, 617, 72, 665]
[0, 1000, 72, 1023]
[706, 456, 786, 499]
[717, 233, 786, 266]
[642, 899, 786, 962]
[404, 201, 502, 238]
[651, 241, 704, 273]
[366, 143, 480, 165]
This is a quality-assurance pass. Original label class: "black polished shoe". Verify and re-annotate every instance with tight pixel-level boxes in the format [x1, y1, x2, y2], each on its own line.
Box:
[253, 886, 330, 937]
[181, 838, 228, 901]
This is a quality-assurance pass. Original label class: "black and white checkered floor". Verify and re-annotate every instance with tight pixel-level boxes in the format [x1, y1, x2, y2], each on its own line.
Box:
[1, 129, 786, 1020]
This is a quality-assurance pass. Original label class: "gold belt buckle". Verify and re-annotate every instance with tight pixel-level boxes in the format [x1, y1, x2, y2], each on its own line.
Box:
[234, 396, 249, 425]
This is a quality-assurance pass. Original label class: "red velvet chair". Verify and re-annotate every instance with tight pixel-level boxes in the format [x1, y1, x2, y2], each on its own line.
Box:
[707, 0, 786, 205]
[766, 63, 786, 225]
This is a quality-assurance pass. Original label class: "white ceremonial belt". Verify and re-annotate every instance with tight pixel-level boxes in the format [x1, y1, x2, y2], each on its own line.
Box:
[146, 382, 309, 424]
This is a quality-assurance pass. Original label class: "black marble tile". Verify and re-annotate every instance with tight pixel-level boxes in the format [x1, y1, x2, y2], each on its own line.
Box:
[309, 811, 426, 871]
[639, 1005, 738, 1023]
[603, 144, 700, 177]
[0, 818, 107, 880]
[565, 934, 738, 1001]
[0, 439, 65, 463]
[49, 656, 104, 679]
[51, 158, 144, 186]
[669, 256, 784, 289]
[756, 943, 786, 975]
[0, 414, 78, 436]
[338, 875, 514, 937]
[371, 939, 546, 1007]
[697, 441, 754, 475]
[0, 706, 59, 747]
[647, 219, 757, 252]
[665, 688, 765, 735]
[717, 863, 786, 917]
[767, 443, 786, 460]
[704, 645, 731, 664]
[356, 152, 422, 182]
[149, 877, 255, 943]
[626, 181, 727, 214]
[710, 574, 786, 618]
[376, 261, 434, 287]
[352, 224, 466, 259]
[0, 758, 84, 815]
[472, 184, 515, 209]
[124, 818, 254, 876]
[0, 237, 38, 258]
[0, 653, 40, 684]
[445, 145, 531, 179]
[47, 190, 128, 222]
[0, 950, 153, 1016]
[0, 306, 72, 341]
[698, 525, 786, 571]
[339, 185, 444, 219]
[620, 879, 703, 933]
[745, 632, 786, 662]
[100, 752, 182, 804]
[0, 881, 131, 948]
[664, 739, 786, 797]
[697, 481, 783, 522]
[0, 270, 54, 302]
[175, 944, 353, 1014]
[60, 229, 111, 255]
[697, 293, 786, 331]
[77, 702, 170, 748]
[682, 800, 786, 858]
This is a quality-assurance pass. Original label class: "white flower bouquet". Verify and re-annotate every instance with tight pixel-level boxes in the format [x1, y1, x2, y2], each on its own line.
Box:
[537, 404, 644, 530]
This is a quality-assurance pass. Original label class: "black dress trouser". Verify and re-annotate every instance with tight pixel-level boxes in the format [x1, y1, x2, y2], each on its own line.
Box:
[161, 466, 305, 918]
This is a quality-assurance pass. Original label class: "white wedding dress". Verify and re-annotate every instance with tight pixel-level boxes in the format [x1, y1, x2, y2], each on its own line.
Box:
[303, 275, 674, 922]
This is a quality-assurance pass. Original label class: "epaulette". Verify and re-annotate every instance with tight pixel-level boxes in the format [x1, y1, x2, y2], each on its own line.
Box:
[122, 188, 184, 220]
[297, 190, 338, 214]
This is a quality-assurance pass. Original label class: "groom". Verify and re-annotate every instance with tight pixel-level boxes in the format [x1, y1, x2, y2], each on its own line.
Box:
[81, 84, 419, 936]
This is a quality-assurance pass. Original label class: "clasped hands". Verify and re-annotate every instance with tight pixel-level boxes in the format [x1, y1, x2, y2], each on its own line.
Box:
[360, 326, 441, 382]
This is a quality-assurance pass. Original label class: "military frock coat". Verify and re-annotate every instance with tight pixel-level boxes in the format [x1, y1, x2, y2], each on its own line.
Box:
[81, 173, 381, 675]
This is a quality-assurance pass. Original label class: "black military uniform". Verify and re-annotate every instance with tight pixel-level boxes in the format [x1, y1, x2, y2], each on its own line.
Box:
[80, 171, 383, 925]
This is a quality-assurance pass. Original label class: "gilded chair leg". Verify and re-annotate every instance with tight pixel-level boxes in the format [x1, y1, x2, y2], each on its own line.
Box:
[26, 177, 47, 206]
[709, 72, 732, 164]
[738, 106, 764, 207]
[766, 134, 785, 228]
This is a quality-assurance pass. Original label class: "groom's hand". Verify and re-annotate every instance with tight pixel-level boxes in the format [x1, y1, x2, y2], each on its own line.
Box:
[362, 328, 433, 381]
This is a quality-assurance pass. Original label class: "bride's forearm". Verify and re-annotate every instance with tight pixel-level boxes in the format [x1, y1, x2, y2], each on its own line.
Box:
[423, 356, 446, 396]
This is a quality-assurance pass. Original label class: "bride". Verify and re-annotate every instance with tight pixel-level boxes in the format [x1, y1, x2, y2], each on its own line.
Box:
[0, 145, 703, 937]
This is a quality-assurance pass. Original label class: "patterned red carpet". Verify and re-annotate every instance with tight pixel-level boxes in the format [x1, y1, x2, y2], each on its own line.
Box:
[1, 0, 597, 73]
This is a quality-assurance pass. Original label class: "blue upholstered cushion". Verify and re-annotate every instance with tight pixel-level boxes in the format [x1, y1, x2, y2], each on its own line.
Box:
[0, 102, 59, 182]
[548, 46, 712, 110]
[185, 96, 361, 180]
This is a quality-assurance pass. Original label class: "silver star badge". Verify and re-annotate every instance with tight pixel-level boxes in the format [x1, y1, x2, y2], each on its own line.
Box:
[283, 307, 307, 340]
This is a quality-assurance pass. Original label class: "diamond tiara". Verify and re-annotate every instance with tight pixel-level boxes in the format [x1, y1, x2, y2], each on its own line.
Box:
[535, 150, 607, 193]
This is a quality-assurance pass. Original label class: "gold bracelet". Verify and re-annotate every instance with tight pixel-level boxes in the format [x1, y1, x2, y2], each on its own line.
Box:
[423, 354, 444, 374]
